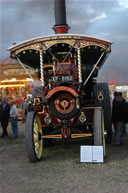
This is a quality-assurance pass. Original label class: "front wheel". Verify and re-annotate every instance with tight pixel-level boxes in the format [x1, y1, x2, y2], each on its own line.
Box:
[94, 108, 106, 156]
[93, 82, 112, 144]
[25, 111, 43, 162]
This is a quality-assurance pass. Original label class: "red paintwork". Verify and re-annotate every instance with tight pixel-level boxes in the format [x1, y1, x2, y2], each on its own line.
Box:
[55, 94, 75, 114]
[46, 86, 78, 99]
[38, 107, 59, 126]
[53, 25, 70, 34]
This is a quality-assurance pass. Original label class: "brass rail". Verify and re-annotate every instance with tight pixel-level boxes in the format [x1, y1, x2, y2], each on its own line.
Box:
[42, 133, 92, 139]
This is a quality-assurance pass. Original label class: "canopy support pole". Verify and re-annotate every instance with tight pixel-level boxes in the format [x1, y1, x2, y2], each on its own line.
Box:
[40, 50, 45, 87]
[83, 52, 105, 86]
[77, 48, 82, 83]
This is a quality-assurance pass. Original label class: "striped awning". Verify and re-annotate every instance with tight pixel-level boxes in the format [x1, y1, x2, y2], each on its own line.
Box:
[0, 56, 19, 65]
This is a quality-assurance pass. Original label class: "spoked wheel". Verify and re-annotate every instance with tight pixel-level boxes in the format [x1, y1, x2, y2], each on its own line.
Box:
[25, 111, 43, 162]
[94, 107, 106, 157]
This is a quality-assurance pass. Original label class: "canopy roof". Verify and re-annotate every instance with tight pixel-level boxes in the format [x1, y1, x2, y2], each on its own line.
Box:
[9, 34, 112, 70]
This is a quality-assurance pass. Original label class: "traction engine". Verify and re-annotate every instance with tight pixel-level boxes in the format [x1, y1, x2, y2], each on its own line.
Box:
[9, 0, 112, 162]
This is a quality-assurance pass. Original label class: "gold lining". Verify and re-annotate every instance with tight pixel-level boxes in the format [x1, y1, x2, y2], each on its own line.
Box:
[15, 43, 40, 55]
[14, 38, 109, 55]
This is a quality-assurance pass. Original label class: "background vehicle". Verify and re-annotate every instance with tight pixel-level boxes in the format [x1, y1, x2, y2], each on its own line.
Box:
[9, 0, 112, 162]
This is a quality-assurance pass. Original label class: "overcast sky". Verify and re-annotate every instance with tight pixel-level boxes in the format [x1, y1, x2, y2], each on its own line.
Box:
[0, 0, 128, 82]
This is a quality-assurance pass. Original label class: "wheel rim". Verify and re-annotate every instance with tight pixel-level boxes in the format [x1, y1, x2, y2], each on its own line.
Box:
[102, 112, 106, 157]
[33, 115, 43, 159]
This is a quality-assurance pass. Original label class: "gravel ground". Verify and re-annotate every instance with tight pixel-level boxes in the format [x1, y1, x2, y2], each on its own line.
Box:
[0, 122, 128, 193]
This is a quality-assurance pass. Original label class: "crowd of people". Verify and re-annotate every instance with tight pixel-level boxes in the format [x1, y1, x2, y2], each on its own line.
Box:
[0, 97, 18, 139]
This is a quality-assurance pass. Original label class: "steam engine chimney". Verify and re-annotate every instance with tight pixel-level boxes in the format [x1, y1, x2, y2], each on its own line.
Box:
[53, 0, 70, 34]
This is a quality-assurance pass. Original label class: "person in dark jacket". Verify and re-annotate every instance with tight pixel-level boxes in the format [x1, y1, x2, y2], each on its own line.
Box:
[0, 97, 10, 137]
[21, 97, 28, 123]
[112, 91, 119, 135]
[112, 92, 126, 144]
[125, 102, 128, 123]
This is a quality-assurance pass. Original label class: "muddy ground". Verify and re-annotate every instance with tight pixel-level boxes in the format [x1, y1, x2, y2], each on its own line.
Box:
[0, 122, 128, 193]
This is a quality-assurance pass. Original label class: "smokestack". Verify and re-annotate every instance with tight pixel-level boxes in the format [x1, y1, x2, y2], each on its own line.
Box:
[53, 0, 70, 34]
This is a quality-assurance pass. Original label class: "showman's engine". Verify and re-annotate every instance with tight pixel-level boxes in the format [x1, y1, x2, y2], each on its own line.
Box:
[9, 0, 112, 162]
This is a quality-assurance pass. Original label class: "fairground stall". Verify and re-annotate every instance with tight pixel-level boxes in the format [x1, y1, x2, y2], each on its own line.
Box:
[0, 56, 38, 119]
